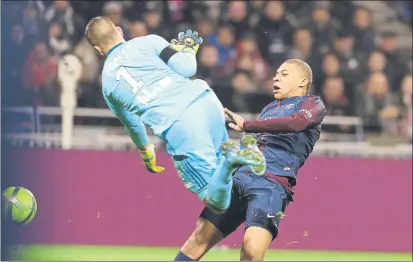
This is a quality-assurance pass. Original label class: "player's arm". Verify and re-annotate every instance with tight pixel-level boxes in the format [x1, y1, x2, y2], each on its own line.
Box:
[147, 34, 197, 78]
[244, 97, 326, 133]
[226, 97, 326, 133]
[105, 98, 149, 150]
[104, 93, 164, 173]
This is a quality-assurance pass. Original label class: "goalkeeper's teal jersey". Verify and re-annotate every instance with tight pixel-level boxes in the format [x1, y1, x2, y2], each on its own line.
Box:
[101, 34, 210, 138]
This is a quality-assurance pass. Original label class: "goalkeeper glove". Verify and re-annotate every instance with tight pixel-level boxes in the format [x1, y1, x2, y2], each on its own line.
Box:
[170, 29, 203, 55]
[139, 144, 165, 173]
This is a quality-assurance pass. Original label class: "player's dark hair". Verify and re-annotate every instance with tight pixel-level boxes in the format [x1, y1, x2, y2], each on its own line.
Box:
[285, 59, 313, 91]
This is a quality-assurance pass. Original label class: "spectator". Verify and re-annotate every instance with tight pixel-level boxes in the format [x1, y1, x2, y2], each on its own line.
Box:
[332, 29, 361, 81]
[74, 38, 101, 85]
[77, 70, 106, 109]
[305, 6, 340, 55]
[102, 1, 130, 39]
[22, 3, 46, 39]
[263, 77, 276, 97]
[121, 1, 147, 21]
[397, 75, 412, 138]
[2, 1, 28, 24]
[44, 1, 84, 44]
[5, 24, 33, 85]
[233, 54, 261, 86]
[363, 50, 399, 91]
[351, 7, 375, 56]
[321, 76, 354, 133]
[312, 52, 339, 94]
[167, 0, 190, 24]
[128, 21, 148, 39]
[208, 24, 236, 66]
[231, 33, 269, 81]
[195, 18, 215, 43]
[321, 53, 341, 78]
[365, 50, 387, 75]
[359, 72, 399, 132]
[48, 22, 72, 58]
[256, 1, 294, 67]
[171, 1, 209, 26]
[378, 32, 409, 89]
[22, 41, 57, 106]
[288, 28, 319, 70]
[3, 24, 33, 106]
[196, 44, 233, 108]
[322, 76, 353, 116]
[222, 1, 250, 41]
[201, 1, 222, 22]
[283, 0, 312, 25]
[231, 72, 257, 112]
[143, 8, 170, 39]
[196, 45, 228, 86]
[247, 0, 266, 28]
[330, 1, 356, 26]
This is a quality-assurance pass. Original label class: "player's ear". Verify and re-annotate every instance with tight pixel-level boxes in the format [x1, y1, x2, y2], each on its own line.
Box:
[94, 46, 104, 56]
[298, 78, 309, 89]
[115, 26, 124, 38]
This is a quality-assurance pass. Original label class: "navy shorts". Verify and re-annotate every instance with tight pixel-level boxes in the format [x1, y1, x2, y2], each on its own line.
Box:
[200, 170, 289, 239]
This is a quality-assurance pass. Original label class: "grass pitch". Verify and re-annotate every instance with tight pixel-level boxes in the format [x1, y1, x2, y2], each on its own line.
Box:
[5, 245, 412, 261]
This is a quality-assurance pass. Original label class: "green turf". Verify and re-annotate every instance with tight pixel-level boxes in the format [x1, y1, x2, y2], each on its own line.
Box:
[5, 245, 412, 261]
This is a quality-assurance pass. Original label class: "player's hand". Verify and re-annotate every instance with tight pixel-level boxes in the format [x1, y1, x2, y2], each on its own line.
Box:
[170, 29, 203, 55]
[139, 144, 165, 173]
[224, 108, 245, 132]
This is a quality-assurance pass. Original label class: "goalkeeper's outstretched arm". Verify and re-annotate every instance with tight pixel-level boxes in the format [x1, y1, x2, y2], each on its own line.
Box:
[103, 93, 149, 150]
[148, 34, 198, 78]
[103, 91, 165, 173]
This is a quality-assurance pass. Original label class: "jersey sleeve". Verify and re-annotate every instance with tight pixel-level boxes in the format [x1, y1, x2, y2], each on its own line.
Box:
[243, 96, 326, 133]
[146, 34, 197, 78]
[167, 52, 197, 78]
[103, 92, 149, 149]
[146, 34, 170, 56]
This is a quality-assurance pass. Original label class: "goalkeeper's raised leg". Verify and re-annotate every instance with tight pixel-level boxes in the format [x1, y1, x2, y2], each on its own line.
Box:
[164, 84, 264, 213]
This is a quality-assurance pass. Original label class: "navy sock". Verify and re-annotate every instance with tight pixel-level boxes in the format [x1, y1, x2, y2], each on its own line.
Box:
[174, 251, 195, 261]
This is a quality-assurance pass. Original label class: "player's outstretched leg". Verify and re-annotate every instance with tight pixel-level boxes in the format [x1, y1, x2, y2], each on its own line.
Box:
[239, 135, 266, 176]
[206, 140, 258, 213]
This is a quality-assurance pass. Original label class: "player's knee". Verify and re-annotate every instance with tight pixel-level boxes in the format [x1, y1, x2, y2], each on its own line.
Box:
[241, 237, 266, 261]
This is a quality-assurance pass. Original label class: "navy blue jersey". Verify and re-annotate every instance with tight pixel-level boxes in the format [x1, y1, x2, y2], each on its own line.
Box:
[241, 95, 326, 184]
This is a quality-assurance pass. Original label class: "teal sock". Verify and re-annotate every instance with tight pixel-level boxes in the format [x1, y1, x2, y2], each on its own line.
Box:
[206, 159, 234, 212]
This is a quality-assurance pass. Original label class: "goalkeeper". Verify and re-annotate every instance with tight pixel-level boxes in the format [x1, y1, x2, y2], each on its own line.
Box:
[85, 16, 265, 213]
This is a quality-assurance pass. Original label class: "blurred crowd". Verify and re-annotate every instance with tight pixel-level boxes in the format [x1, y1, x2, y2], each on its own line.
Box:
[2, 0, 412, 136]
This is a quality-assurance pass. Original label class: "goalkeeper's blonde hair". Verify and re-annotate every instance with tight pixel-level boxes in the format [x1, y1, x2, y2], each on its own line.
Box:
[85, 16, 119, 47]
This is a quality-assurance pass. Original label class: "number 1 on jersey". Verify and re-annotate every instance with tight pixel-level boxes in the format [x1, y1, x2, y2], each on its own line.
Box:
[116, 66, 145, 95]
